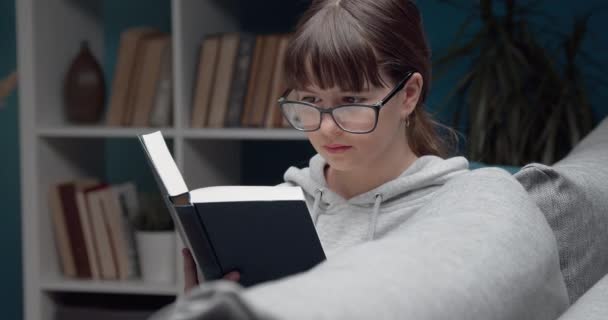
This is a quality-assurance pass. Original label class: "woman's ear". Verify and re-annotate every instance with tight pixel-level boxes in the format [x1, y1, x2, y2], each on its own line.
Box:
[400, 72, 423, 120]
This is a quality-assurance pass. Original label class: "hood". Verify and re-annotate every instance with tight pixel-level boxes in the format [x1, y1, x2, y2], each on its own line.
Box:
[283, 154, 469, 240]
[285, 154, 469, 206]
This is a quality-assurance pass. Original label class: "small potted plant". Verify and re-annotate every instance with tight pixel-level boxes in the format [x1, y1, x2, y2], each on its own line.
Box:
[132, 192, 175, 284]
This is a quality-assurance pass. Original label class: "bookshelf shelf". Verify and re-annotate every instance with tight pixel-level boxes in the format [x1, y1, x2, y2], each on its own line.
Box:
[182, 128, 307, 140]
[40, 278, 179, 296]
[37, 126, 177, 138]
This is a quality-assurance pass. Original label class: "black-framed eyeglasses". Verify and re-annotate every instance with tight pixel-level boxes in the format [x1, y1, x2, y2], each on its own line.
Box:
[277, 71, 415, 134]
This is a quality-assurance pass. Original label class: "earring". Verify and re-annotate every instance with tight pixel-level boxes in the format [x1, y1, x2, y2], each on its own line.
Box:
[405, 117, 410, 128]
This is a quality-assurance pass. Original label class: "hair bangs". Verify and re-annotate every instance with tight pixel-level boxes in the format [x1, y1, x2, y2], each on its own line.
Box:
[283, 6, 387, 92]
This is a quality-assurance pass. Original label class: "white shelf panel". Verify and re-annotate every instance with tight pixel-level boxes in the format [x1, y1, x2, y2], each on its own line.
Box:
[182, 128, 307, 140]
[40, 277, 179, 296]
[36, 126, 177, 138]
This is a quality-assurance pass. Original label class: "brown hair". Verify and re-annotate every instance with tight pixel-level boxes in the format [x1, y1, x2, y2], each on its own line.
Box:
[284, 0, 457, 158]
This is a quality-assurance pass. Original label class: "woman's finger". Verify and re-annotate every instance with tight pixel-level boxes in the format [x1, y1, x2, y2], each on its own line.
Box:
[182, 248, 199, 293]
[223, 271, 241, 282]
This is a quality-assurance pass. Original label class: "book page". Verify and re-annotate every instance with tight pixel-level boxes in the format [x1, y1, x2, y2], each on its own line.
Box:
[189, 186, 305, 203]
[139, 131, 189, 196]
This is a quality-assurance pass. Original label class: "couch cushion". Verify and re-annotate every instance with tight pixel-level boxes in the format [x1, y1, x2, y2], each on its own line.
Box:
[514, 117, 608, 303]
[557, 273, 608, 320]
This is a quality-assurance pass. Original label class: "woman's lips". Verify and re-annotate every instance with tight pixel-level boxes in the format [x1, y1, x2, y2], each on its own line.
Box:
[324, 144, 352, 153]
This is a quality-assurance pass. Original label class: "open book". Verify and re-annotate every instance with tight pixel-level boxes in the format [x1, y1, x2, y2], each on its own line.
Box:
[138, 131, 326, 287]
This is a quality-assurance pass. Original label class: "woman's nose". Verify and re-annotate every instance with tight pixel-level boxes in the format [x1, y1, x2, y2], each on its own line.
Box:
[319, 112, 341, 135]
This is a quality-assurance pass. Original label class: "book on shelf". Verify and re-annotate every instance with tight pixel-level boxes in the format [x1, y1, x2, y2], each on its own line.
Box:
[49, 179, 98, 278]
[131, 34, 172, 127]
[106, 27, 173, 128]
[206, 33, 240, 128]
[246, 34, 281, 127]
[85, 184, 118, 279]
[225, 33, 256, 127]
[106, 27, 159, 126]
[239, 34, 265, 129]
[265, 34, 291, 128]
[149, 39, 174, 128]
[138, 131, 326, 287]
[49, 180, 141, 281]
[190, 32, 293, 129]
[191, 34, 221, 128]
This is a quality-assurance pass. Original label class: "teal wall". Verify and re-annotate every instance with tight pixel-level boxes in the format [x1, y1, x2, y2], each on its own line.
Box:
[418, 0, 608, 124]
[0, 0, 21, 319]
[0, 1, 606, 318]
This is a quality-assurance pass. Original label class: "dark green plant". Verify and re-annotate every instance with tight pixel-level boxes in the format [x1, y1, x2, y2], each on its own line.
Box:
[132, 192, 174, 232]
[435, 0, 604, 165]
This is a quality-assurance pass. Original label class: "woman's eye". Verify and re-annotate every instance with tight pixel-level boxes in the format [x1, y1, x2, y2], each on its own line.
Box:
[302, 96, 318, 103]
[344, 96, 365, 104]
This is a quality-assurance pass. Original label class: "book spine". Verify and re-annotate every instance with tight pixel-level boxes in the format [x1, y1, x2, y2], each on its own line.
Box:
[49, 184, 77, 277]
[150, 43, 173, 127]
[75, 190, 101, 279]
[174, 204, 223, 281]
[58, 183, 92, 278]
[87, 190, 118, 279]
[117, 192, 141, 278]
[225, 34, 256, 127]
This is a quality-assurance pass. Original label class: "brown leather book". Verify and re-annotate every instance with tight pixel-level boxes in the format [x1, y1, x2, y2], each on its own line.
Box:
[122, 31, 164, 126]
[241, 35, 265, 127]
[49, 183, 77, 278]
[85, 184, 119, 280]
[57, 182, 92, 278]
[248, 34, 281, 127]
[191, 35, 221, 128]
[207, 33, 241, 128]
[265, 34, 291, 128]
[225, 33, 256, 127]
[100, 187, 133, 280]
[106, 27, 159, 126]
[131, 34, 171, 127]
[74, 179, 102, 279]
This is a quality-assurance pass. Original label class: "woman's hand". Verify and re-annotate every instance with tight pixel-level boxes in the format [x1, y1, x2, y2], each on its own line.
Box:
[182, 248, 240, 293]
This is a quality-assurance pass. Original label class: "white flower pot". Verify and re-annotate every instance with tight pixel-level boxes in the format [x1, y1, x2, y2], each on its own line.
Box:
[135, 231, 176, 284]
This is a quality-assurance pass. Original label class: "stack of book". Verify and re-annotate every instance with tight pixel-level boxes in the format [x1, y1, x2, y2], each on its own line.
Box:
[49, 180, 141, 280]
[105, 27, 173, 128]
[190, 32, 292, 129]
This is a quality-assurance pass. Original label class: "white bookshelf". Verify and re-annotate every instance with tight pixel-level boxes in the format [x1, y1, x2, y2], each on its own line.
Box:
[181, 128, 306, 140]
[40, 277, 179, 296]
[37, 126, 178, 138]
[17, 0, 307, 319]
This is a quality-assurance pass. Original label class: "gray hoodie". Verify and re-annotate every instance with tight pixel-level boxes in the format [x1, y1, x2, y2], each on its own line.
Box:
[282, 153, 470, 257]
[153, 154, 569, 320]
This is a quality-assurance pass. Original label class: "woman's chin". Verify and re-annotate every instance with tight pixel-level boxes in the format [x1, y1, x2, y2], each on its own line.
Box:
[323, 155, 356, 172]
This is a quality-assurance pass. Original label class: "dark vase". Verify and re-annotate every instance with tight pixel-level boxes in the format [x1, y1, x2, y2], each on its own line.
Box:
[63, 41, 106, 124]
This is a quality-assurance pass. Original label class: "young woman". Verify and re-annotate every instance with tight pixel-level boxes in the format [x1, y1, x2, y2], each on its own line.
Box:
[167, 0, 568, 319]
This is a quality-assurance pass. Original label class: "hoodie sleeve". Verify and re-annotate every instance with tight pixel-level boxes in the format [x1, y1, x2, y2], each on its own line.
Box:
[153, 168, 569, 320]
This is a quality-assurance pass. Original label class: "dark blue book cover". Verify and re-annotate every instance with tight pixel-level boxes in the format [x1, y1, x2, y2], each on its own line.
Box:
[139, 131, 326, 287]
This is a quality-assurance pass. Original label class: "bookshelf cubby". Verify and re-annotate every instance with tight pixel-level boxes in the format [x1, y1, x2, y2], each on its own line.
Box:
[17, 0, 312, 319]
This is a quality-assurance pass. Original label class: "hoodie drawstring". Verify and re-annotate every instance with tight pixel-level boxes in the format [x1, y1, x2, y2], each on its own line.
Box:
[311, 189, 382, 240]
[311, 189, 324, 225]
[367, 194, 383, 240]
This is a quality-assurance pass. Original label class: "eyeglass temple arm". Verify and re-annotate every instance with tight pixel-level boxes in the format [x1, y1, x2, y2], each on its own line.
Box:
[378, 71, 414, 106]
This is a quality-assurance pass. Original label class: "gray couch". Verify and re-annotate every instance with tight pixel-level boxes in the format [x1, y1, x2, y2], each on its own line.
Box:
[152, 118, 608, 320]
[515, 117, 608, 319]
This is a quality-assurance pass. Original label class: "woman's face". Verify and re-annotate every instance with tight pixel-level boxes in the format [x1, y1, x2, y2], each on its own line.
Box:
[294, 73, 419, 173]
